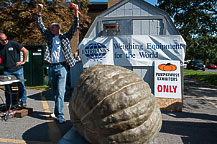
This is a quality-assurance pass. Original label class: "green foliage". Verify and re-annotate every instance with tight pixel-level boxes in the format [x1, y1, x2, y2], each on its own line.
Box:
[157, 0, 217, 63]
[184, 69, 217, 86]
[0, 0, 91, 45]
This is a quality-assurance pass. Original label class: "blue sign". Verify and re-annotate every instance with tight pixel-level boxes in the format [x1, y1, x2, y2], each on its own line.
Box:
[82, 43, 109, 60]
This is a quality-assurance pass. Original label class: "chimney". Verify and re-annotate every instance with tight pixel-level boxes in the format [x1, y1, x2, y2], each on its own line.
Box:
[108, 0, 121, 8]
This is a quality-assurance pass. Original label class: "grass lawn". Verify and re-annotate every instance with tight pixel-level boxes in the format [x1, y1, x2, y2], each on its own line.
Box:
[184, 69, 217, 86]
[26, 85, 50, 90]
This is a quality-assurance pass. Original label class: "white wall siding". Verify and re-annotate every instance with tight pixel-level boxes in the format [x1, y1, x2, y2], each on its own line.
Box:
[83, 0, 181, 93]
[133, 20, 163, 35]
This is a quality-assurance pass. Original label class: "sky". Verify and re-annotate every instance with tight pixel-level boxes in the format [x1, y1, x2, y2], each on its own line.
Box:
[89, 0, 158, 6]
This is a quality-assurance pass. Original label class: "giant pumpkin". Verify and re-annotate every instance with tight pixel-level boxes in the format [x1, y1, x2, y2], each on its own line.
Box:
[69, 64, 162, 144]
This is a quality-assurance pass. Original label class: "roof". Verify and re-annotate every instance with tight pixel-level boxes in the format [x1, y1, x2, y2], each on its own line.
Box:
[85, 0, 180, 38]
[88, 2, 107, 12]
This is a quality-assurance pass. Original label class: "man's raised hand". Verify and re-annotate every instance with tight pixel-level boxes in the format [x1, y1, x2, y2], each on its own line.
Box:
[38, 4, 43, 15]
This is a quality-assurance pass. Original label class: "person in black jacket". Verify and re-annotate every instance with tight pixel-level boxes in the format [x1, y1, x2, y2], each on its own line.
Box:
[0, 32, 28, 108]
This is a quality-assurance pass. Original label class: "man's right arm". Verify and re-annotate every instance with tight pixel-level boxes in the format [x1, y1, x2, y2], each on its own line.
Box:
[36, 4, 48, 35]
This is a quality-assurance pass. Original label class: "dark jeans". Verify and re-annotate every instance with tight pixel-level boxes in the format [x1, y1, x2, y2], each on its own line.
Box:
[3, 68, 27, 106]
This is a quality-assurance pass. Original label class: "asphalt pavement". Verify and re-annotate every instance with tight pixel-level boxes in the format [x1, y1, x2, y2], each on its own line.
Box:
[0, 77, 216, 144]
[157, 77, 217, 144]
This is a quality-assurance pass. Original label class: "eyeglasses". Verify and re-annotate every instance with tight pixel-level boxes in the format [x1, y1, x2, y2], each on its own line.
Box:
[0, 38, 7, 42]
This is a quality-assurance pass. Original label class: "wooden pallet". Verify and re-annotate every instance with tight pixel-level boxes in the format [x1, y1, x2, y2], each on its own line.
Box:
[14, 107, 33, 118]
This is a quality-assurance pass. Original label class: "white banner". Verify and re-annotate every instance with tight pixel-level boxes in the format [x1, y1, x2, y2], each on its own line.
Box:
[154, 60, 181, 99]
[79, 35, 186, 68]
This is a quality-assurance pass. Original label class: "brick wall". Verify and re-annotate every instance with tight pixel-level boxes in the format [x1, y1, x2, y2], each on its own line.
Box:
[108, 0, 121, 8]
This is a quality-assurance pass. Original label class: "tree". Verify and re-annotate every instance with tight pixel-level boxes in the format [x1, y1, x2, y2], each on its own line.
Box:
[157, 0, 217, 63]
[0, 0, 91, 45]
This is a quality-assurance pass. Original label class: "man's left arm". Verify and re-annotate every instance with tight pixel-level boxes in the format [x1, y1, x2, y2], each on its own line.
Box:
[65, 3, 79, 40]
[16, 47, 28, 66]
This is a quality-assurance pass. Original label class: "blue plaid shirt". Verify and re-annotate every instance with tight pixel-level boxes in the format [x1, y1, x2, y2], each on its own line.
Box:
[36, 15, 78, 67]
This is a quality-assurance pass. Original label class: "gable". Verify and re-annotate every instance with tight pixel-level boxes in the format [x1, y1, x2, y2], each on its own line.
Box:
[85, 0, 179, 39]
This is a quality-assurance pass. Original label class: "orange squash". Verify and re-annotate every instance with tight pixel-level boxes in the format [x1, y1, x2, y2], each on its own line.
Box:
[158, 63, 177, 71]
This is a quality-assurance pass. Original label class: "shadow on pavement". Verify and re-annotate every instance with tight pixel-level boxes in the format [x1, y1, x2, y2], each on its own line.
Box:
[22, 120, 73, 144]
[160, 119, 217, 144]
[184, 77, 217, 98]
[163, 111, 217, 122]
[28, 110, 53, 120]
[27, 89, 73, 102]
[22, 122, 50, 143]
